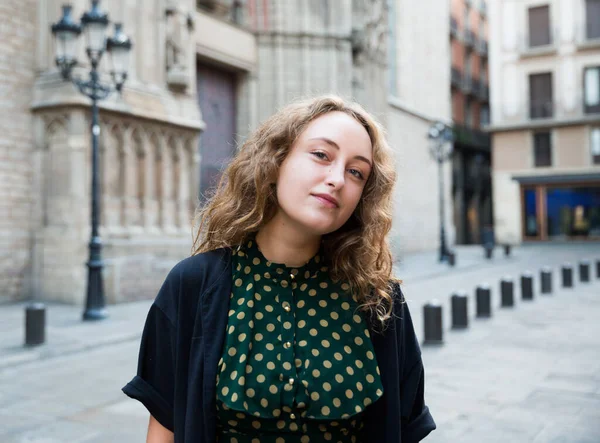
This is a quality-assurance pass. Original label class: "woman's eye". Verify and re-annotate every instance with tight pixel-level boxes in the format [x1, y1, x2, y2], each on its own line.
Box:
[349, 169, 364, 180]
[312, 151, 328, 160]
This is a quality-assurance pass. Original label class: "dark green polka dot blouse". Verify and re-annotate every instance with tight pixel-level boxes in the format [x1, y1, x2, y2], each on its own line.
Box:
[215, 236, 384, 443]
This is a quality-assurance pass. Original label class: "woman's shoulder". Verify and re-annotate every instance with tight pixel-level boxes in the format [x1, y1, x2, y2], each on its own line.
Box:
[153, 247, 233, 317]
[169, 247, 232, 283]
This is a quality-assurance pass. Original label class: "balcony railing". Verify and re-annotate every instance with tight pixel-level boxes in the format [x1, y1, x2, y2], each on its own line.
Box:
[529, 100, 554, 119]
[462, 75, 473, 94]
[471, 78, 481, 97]
[451, 66, 463, 89]
[450, 16, 459, 38]
[478, 82, 489, 101]
[477, 39, 488, 56]
[464, 30, 476, 48]
[453, 124, 490, 149]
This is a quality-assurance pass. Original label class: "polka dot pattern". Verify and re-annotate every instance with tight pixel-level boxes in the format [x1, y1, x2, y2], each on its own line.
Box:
[216, 236, 383, 442]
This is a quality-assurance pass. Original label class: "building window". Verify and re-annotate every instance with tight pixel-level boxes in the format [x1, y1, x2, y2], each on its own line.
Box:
[533, 131, 552, 167]
[584, 66, 600, 114]
[586, 0, 600, 40]
[592, 128, 600, 164]
[529, 72, 553, 119]
[528, 5, 551, 47]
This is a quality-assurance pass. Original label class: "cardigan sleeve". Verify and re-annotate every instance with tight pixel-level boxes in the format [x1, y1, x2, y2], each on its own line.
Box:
[122, 276, 178, 432]
[397, 292, 436, 442]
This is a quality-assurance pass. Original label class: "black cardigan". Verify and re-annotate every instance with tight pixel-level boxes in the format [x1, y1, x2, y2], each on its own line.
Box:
[122, 248, 435, 442]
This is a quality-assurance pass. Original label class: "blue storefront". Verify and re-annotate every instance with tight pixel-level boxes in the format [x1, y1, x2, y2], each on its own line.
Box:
[516, 174, 600, 241]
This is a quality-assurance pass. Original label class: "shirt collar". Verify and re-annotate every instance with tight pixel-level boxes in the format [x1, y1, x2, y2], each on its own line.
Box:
[235, 234, 326, 283]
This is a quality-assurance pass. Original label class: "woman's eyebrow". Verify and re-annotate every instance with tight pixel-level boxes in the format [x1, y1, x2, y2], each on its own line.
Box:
[308, 137, 372, 168]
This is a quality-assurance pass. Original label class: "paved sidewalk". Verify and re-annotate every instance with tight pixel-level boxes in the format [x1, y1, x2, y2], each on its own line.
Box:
[422, 279, 600, 443]
[0, 243, 598, 442]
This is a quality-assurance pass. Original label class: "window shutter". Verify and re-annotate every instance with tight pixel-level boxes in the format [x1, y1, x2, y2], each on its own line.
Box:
[528, 5, 551, 47]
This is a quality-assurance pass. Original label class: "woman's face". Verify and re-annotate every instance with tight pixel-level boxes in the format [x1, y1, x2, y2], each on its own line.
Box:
[274, 111, 374, 236]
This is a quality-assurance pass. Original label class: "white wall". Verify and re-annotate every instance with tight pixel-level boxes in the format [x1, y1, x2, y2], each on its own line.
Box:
[386, 0, 453, 254]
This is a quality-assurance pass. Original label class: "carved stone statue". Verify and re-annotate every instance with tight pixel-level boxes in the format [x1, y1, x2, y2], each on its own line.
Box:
[165, 2, 195, 90]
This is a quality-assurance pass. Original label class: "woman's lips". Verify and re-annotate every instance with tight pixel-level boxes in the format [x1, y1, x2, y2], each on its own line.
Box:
[312, 195, 338, 208]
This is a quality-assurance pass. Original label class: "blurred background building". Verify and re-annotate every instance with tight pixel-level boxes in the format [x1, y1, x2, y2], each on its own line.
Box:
[450, 0, 493, 246]
[489, 0, 600, 244]
[1, 0, 453, 305]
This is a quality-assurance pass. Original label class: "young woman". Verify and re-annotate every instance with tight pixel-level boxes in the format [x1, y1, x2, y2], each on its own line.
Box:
[123, 95, 435, 443]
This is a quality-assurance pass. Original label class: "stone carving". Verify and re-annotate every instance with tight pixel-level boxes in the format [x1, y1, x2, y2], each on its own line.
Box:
[352, 0, 387, 62]
[165, 1, 195, 90]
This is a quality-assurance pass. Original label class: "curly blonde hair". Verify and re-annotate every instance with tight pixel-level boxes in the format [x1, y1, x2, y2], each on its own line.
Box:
[192, 95, 399, 330]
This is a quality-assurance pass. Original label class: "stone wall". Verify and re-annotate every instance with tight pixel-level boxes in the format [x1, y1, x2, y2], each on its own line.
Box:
[0, 0, 37, 303]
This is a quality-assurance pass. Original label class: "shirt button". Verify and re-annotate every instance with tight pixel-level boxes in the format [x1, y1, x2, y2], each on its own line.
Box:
[283, 303, 291, 312]
[289, 377, 295, 385]
[290, 413, 296, 419]
[290, 273, 295, 279]
[284, 341, 292, 349]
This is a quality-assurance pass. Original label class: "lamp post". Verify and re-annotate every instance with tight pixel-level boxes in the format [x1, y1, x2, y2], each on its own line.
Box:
[51, 1, 132, 320]
[427, 121, 454, 263]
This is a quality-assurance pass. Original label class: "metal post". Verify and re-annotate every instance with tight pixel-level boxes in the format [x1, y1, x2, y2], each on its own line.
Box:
[438, 158, 449, 262]
[503, 244, 511, 257]
[561, 264, 573, 288]
[83, 61, 107, 321]
[521, 273, 533, 300]
[540, 267, 552, 294]
[500, 277, 514, 307]
[447, 251, 456, 267]
[596, 259, 600, 279]
[25, 303, 46, 346]
[423, 301, 443, 345]
[579, 260, 590, 283]
[476, 284, 491, 318]
[451, 292, 468, 329]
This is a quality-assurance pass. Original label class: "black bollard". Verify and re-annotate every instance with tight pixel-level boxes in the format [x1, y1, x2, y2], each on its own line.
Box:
[504, 244, 511, 257]
[596, 259, 600, 279]
[562, 264, 573, 288]
[500, 277, 514, 307]
[484, 244, 493, 259]
[25, 303, 46, 346]
[476, 284, 492, 318]
[540, 267, 552, 294]
[423, 301, 443, 345]
[521, 272, 534, 301]
[451, 292, 468, 329]
[447, 251, 456, 267]
[579, 261, 590, 283]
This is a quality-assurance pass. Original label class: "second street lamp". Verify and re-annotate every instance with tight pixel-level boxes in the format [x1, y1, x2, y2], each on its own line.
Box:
[427, 121, 454, 263]
[50, 1, 132, 320]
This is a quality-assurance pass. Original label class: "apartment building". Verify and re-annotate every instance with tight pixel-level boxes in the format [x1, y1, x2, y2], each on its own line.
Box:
[450, 0, 493, 245]
[489, 0, 600, 243]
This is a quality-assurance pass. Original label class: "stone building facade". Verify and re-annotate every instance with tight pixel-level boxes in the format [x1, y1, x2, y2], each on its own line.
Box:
[1, 0, 400, 305]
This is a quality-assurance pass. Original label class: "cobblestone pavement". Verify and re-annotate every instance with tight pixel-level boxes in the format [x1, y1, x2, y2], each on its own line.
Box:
[0, 243, 598, 442]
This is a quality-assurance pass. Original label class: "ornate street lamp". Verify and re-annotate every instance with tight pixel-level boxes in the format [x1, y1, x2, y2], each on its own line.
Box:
[51, 1, 132, 320]
[427, 121, 454, 263]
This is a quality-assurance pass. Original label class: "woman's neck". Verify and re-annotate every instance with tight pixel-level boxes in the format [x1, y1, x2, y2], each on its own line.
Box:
[255, 219, 321, 268]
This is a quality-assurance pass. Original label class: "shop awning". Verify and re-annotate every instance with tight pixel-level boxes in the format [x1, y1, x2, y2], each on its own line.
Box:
[512, 173, 600, 185]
